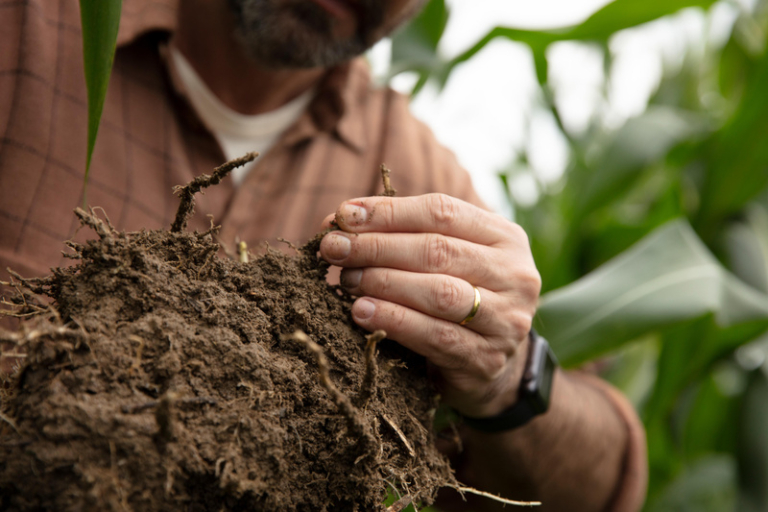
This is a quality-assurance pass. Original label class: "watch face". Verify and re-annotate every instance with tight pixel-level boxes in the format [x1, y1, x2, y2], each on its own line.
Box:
[537, 349, 556, 411]
[527, 334, 556, 414]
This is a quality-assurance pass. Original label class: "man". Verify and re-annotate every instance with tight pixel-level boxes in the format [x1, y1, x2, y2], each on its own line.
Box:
[0, 0, 646, 510]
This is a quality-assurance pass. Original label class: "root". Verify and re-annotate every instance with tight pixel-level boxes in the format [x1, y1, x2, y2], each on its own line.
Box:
[356, 330, 385, 407]
[0, 324, 87, 347]
[0, 299, 46, 318]
[74, 207, 116, 241]
[0, 409, 19, 434]
[287, 330, 376, 453]
[453, 485, 541, 507]
[385, 495, 413, 512]
[3, 270, 54, 298]
[379, 164, 397, 197]
[276, 237, 298, 251]
[171, 152, 258, 232]
[62, 240, 84, 259]
[198, 214, 221, 238]
[402, 481, 418, 512]
[381, 414, 415, 458]
[92, 206, 116, 232]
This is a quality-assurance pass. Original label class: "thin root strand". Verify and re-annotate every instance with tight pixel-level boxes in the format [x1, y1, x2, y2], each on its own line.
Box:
[356, 330, 385, 407]
[381, 413, 415, 458]
[385, 495, 413, 512]
[74, 207, 116, 241]
[171, 152, 258, 232]
[379, 164, 397, 197]
[454, 485, 541, 507]
[287, 330, 375, 453]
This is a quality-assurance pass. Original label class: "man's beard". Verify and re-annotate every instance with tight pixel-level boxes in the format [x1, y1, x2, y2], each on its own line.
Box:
[228, 0, 386, 68]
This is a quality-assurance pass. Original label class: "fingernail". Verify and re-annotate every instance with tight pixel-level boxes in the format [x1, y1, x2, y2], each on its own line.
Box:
[323, 232, 351, 261]
[353, 298, 375, 320]
[340, 204, 368, 227]
[340, 268, 362, 290]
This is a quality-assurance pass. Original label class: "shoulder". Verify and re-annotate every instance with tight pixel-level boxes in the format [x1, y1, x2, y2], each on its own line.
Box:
[345, 62, 485, 208]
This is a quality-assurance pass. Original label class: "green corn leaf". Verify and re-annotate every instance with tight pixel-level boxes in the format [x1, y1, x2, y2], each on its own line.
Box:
[566, 0, 719, 41]
[723, 203, 768, 294]
[646, 455, 736, 512]
[643, 316, 766, 425]
[536, 219, 768, 366]
[570, 107, 710, 219]
[79, 0, 122, 206]
[697, 45, 768, 235]
[389, 0, 448, 93]
[446, 0, 717, 80]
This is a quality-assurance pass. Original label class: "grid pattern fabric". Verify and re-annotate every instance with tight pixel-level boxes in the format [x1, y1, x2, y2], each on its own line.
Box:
[0, 0, 479, 282]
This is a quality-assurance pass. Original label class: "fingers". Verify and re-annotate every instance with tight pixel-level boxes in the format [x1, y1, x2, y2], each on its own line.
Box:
[349, 295, 511, 380]
[317, 193, 540, 417]
[321, 231, 513, 288]
[332, 194, 523, 248]
[321, 213, 336, 230]
[340, 267, 509, 336]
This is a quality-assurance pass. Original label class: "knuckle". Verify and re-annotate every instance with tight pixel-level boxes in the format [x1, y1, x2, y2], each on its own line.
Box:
[518, 268, 542, 301]
[509, 312, 533, 341]
[381, 199, 397, 229]
[431, 325, 470, 370]
[388, 304, 410, 332]
[425, 234, 454, 273]
[505, 221, 530, 244]
[482, 352, 508, 381]
[433, 278, 464, 316]
[376, 270, 394, 297]
[367, 235, 386, 264]
[429, 193, 459, 228]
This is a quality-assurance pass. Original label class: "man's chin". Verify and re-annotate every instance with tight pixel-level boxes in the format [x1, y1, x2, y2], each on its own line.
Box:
[237, 28, 367, 69]
[230, 0, 375, 69]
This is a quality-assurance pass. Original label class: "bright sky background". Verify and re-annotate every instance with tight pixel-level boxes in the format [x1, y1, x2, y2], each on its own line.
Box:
[367, 0, 743, 216]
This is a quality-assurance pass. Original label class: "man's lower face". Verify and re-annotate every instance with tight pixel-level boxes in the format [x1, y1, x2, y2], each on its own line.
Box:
[229, 0, 386, 68]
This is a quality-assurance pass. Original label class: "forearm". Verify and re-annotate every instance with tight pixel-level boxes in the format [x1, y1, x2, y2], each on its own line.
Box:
[441, 370, 640, 512]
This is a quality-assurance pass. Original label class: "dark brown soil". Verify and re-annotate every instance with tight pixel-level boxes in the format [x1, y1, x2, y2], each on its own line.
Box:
[0, 173, 456, 510]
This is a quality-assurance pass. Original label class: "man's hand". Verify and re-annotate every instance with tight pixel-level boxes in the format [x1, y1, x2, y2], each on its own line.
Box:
[320, 194, 541, 418]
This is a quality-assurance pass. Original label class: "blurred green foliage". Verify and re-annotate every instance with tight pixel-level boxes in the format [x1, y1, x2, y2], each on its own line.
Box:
[393, 0, 768, 509]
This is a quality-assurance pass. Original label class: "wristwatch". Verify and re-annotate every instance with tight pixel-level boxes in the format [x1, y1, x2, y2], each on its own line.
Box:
[460, 329, 558, 433]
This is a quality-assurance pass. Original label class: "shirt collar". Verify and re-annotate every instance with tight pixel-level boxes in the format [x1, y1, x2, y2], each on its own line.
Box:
[282, 59, 369, 153]
[117, 0, 179, 47]
[121, 0, 369, 154]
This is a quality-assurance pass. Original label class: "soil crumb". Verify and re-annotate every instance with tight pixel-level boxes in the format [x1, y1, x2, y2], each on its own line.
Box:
[0, 206, 456, 511]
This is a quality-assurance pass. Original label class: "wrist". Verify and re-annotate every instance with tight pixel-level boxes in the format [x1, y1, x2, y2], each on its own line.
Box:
[459, 330, 558, 433]
[479, 333, 530, 417]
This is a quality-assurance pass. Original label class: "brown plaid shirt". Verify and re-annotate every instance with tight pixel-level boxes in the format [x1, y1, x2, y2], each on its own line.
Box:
[0, 1, 646, 510]
[0, 0, 481, 281]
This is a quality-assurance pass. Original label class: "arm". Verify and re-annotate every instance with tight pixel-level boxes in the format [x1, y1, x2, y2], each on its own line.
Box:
[319, 193, 646, 511]
[438, 369, 647, 512]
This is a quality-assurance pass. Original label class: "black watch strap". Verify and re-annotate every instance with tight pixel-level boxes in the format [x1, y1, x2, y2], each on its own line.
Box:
[460, 329, 558, 433]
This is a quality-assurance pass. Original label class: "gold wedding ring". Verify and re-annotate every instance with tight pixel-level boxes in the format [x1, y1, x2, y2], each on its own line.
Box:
[459, 286, 481, 326]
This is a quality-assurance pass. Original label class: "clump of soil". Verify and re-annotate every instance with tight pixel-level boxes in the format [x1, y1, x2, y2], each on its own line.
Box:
[0, 157, 456, 511]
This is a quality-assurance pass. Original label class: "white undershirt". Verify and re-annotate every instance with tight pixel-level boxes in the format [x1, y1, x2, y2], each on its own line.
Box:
[170, 46, 314, 186]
